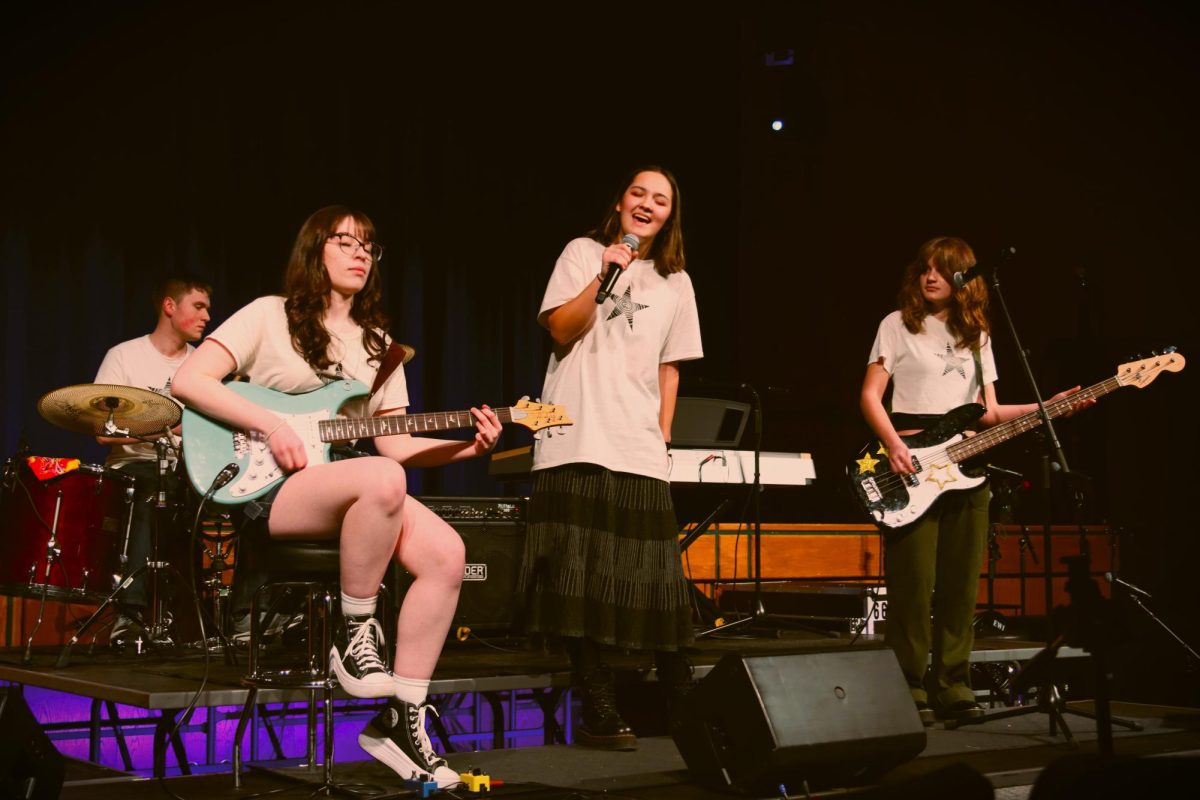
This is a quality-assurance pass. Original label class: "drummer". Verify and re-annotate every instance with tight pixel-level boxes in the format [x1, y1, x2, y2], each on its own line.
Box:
[94, 273, 212, 647]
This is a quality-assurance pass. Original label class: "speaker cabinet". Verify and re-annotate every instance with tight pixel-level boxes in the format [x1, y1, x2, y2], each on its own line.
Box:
[395, 498, 527, 636]
[673, 645, 926, 793]
[0, 688, 65, 800]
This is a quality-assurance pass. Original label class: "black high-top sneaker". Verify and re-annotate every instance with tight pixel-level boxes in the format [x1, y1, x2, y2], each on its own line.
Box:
[358, 698, 460, 788]
[329, 613, 393, 698]
[576, 666, 638, 751]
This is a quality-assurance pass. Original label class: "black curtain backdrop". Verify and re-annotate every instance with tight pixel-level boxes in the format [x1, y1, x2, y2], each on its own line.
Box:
[3, 2, 1199, 698]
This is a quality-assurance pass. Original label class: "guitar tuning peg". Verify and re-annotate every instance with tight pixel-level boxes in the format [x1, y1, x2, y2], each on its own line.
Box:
[521, 394, 530, 401]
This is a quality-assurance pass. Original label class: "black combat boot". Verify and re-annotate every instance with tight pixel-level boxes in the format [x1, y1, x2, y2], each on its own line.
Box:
[655, 649, 697, 734]
[576, 665, 637, 751]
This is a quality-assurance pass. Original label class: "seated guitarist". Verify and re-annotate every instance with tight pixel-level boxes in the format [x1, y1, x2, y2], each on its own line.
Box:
[173, 205, 500, 788]
[858, 236, 1090, 726]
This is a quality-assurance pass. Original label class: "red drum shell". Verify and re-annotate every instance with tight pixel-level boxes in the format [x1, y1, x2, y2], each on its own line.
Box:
[0, 461, 133, 603]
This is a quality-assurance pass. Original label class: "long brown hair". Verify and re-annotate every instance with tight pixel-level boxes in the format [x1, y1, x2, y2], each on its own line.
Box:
[282, 205, 389, 370]
[588, 166, 686, 276]
[898, 236, 990, 349]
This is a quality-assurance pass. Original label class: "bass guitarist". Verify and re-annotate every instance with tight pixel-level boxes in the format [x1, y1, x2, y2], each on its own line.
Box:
[858, 236, 1090, 725]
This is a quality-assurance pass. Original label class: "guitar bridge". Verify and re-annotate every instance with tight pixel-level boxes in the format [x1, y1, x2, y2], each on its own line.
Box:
[861, 477, 881, 503]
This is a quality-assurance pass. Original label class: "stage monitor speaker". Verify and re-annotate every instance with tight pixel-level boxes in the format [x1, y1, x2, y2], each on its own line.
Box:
[0, 688, 65, 800]
[395, 497, 527, 637]
[672, 645, 926, 793]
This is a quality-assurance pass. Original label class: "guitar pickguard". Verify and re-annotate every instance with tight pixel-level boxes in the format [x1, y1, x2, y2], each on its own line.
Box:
[226, 409, 331, 498]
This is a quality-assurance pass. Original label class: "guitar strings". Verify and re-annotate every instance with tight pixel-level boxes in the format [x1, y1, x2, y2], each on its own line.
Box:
[863, 378, 1118, 496]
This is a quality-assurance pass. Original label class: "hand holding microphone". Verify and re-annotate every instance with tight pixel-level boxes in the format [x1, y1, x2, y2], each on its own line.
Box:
[595, 233, 640, 303]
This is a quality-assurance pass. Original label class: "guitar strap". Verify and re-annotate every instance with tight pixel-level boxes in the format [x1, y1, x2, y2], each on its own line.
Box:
[370, 341, 416, 398]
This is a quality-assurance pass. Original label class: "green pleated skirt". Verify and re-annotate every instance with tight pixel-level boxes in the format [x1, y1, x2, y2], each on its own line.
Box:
[516, 463, 694, 652]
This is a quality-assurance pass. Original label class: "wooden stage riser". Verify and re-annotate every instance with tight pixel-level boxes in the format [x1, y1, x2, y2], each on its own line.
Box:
[4, 524, 1115, 644]
[682, 524, 1116, 615]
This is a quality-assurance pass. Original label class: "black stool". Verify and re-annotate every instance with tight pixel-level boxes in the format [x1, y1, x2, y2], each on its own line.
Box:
[231, 539, 340, 789]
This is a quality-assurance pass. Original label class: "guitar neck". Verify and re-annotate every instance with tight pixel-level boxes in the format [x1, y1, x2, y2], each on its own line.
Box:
[946, 375, 1120, 461]
[319, 407, 515, 442]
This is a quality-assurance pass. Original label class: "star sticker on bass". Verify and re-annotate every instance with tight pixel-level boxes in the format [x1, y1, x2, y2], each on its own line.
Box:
[876, 444, 889, 457]
[605, 285, 649, 329]
[856, 451, 880, 474]
[938, 344, 969, 378]
[923, 463, 958, 489]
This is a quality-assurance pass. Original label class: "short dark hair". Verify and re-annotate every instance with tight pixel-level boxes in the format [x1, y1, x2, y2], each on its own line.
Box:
[151, 273, 211, 315]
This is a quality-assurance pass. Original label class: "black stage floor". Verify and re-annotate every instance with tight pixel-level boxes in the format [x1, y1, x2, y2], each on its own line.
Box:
[51, 703, 1200, 800]
[4, 629, 1198, 799]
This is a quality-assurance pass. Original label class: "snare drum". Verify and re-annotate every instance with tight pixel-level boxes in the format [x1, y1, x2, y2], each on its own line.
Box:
[0, 459, 134, 603]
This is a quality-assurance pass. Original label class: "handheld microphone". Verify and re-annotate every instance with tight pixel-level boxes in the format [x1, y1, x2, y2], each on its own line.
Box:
[1104, 571, 1152, 599]
[595, 233, 640, 303]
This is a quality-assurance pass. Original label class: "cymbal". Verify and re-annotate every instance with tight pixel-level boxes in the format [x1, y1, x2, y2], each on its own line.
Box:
[37, 383, 182, 436]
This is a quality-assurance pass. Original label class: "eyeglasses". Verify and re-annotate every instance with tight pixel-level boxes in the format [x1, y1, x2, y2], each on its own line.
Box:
[327, 233, 384, 262]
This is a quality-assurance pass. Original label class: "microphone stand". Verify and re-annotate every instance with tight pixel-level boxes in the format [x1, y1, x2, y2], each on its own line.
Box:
[947, 254, 1139, 746]
[1109, 576, 1200, 664]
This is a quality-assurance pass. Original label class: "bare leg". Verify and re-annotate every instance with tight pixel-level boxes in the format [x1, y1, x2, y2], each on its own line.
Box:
[268, 456, 406, 598]
[392, 497, 464, 678]
[265, 458, 463, 680]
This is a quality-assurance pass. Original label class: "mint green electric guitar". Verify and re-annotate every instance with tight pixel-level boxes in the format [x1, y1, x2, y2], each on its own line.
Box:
[182, 379, 571, 507]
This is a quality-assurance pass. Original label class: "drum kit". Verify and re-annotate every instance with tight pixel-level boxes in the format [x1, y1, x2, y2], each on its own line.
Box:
[3, 383, 227, 665]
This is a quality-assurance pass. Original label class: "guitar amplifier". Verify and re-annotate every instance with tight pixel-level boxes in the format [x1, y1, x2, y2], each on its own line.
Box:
[393, 497, 528, 636]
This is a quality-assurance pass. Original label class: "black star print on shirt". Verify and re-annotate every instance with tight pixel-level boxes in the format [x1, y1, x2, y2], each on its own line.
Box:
[938, 344, 969, 378]
[605, 285, 649, 329]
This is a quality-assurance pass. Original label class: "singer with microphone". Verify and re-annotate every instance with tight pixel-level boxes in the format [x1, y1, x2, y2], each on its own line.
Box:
[173, 205, 501, 789]
[516, 166, 703, 751]
[859, 236, 1092, 726]
[93, 273, 213, 649]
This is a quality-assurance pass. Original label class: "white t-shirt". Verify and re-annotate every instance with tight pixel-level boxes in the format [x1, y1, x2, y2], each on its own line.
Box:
[207, 296, 409, 419]
[94, 335, 191, 468]
[868, 310, 998, 415]
[533, 237, 703, 481]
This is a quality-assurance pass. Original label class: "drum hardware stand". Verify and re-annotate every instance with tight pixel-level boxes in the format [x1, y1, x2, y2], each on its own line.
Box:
[190, 511, 241, 659]
[57, 429, 186, 666]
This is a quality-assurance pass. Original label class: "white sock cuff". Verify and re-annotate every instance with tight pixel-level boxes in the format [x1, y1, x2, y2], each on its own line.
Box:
[340, 591, 378, 617]
[392, 675, 431, 706]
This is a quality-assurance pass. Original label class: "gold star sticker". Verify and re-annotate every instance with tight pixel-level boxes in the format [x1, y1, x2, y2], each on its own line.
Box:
[923, 464, 958, 489]
[856, 452, 881, 474]
[876, 443, 889, 457]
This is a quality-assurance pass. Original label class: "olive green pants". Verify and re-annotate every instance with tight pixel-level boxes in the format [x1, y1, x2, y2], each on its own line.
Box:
[884, 484, 989, 708]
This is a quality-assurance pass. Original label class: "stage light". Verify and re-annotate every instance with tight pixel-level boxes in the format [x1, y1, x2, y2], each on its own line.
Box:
[771, 119, 784, 132]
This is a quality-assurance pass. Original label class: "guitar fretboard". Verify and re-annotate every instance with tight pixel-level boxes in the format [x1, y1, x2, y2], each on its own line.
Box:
[320, 407, 517, 442]
[945, 377, 1120, 462]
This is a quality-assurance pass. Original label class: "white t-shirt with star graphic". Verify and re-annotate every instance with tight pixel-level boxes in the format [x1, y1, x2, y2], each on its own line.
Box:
[533, 237, 703, 481]
[868, 310, 997, 415]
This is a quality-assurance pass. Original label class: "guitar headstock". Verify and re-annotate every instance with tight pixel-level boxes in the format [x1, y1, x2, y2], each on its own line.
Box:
[1116, 347, 1185, 389]
[511, 398, 574, 431]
